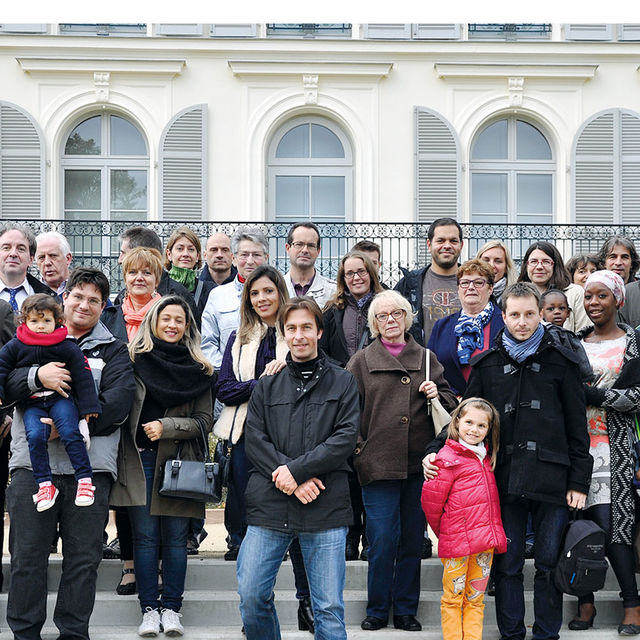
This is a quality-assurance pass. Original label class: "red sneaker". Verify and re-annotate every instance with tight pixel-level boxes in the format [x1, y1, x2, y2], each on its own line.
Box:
[75, 481, 95, 507]
[33, 484, 59, 512]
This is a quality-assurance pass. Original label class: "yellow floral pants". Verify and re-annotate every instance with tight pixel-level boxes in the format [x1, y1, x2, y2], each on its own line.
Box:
[440, 550, 494, 640]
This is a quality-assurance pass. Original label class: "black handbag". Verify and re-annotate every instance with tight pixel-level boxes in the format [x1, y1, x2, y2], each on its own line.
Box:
[158, 425, 222, 504]
[214, 439, 231, 489]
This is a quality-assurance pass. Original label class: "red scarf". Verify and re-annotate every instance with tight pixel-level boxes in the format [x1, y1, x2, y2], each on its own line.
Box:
[17, 324, 68, 346]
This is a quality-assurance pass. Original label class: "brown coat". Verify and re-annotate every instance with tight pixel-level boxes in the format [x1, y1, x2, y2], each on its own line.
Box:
[110, 376, 213, 518]
[346, 335, 457, 486]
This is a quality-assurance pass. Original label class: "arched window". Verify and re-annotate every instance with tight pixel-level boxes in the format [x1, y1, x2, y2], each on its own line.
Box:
[470, 117, 555, 226]
[61, 113, 149, 223]
[267, 116, 352, 224]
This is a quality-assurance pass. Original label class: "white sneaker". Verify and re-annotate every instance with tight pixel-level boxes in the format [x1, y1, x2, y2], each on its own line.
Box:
[138, 607, 161, 637]
[161, 608, 184, 637]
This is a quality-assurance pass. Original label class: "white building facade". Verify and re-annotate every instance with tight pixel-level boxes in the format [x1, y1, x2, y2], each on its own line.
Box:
[0, 22, 639, 232]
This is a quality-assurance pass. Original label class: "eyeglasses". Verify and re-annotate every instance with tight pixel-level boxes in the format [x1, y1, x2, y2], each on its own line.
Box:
[344, 268, 368, 281]
[527, 258, 554, 268]
[374, 309, 406, 323]
[458, 279, 488, 290]
[289, 241, 318, 251]
[237, 252, 265, 261]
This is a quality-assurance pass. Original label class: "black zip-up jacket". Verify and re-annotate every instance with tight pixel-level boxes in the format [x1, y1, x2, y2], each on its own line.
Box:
[244, 353, 360, 533]
[394, 265, 429, 346]
[426, 327, 592, 506]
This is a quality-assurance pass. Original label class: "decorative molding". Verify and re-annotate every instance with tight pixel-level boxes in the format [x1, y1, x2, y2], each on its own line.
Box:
[434, 62, 597, 80]
[228, 60, 393, 79]
[94, 72, 110, 102]
[303, 74, 318, 104]
[508, 76, 524, 106]
[17, 56, 185, 75]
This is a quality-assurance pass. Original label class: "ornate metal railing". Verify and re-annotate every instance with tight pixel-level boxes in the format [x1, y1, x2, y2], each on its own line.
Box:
[10, 219, 640, 293]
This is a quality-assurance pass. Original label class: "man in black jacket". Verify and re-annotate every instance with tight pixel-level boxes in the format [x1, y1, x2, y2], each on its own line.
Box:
[5, 267, 136, 640]
[425, 281, 592, 640]
[238, 297, 360, 640]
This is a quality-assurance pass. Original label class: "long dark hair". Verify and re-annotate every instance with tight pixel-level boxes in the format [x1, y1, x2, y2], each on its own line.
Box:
[518, 241, 570, 291]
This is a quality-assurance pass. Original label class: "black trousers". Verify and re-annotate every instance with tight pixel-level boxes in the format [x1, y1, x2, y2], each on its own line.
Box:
[6, 469, 112, 640]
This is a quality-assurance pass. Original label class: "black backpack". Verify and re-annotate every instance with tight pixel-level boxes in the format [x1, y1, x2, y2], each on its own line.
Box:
[553, 514, 608, 596]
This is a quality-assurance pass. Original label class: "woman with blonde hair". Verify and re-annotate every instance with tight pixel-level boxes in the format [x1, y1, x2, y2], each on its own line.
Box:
[475, 240, 517, 308]
[111, 295, 214, 637]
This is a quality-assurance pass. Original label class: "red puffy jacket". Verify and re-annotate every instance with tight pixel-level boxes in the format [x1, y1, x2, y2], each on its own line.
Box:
[422, 439, 507, 558]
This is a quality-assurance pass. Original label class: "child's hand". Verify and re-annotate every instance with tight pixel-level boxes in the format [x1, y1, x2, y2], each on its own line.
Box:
[84, 413, 98, 420]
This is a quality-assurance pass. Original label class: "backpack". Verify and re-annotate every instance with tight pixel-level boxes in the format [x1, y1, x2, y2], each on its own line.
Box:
[553, 515, 608, 596]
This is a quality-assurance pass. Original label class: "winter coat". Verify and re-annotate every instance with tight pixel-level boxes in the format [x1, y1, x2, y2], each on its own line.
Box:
[320, 302, 374, 368]
[283, 270, 336, 310]
[426, 327, 593, 505]
[578, 324, 640, 545]
[346, 335, 458, 486]
[394, 265, 429, 346]
[427, 305, 505, 396]
[422, 439, 507, 558]
[110, 376, 213, 518]
[244, 354, 360, 533]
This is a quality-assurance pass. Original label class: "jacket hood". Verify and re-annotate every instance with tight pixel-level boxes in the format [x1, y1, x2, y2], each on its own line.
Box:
[78, 320, 116, 351]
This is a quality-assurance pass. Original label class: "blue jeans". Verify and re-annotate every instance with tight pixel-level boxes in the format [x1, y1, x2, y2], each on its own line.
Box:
[237, 525, 347, 640]
[362, 475, 424, 619]
[128, 449, 190, 612]
[23, 395, 92, 484]
[494, 498, 568, 640]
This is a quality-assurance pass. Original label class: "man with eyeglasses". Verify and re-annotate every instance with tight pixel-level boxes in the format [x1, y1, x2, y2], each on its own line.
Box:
[395, 218, 464, 345]
[283, 222, 336, 308]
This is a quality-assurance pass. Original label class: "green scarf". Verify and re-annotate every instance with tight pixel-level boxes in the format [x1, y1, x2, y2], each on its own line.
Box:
[168, 264, 197, 292]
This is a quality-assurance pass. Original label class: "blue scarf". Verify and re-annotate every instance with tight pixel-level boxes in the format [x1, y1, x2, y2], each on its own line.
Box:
[501, 323, 545, 363]
[454, 301, 494, 364]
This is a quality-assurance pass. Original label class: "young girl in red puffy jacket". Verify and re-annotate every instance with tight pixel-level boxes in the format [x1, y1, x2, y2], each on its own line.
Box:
[422, 397, 507, 640]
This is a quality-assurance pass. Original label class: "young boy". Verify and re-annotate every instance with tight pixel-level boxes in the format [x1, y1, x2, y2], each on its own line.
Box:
[540, 289, 570, 327]
[0, 294, 100, 511]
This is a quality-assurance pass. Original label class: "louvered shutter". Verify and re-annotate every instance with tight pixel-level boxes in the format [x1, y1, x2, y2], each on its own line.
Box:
[156, 24, 203, 36]
[362, 24, 411, 39]
[619, 24, 640, 41]
[159, 104, 207, 221]
[573, 109, 640, 224]
[564, 24, 613, 40]
[415, 107, 460, 223]
[0, 24, 47, 33]
[0, 102, 44, 218]
[413, 24, 461, 39]
[209, 24, 257, 37]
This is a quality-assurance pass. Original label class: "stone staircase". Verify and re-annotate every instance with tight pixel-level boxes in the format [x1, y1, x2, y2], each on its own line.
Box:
[0, 557, 628, 638]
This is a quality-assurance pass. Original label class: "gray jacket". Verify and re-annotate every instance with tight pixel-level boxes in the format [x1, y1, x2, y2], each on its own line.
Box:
[284, 270, 336, 310]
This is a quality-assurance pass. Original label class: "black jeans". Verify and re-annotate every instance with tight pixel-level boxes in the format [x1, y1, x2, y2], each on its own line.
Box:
[577, 503, 640, 608]
[6, 469, 111, 640]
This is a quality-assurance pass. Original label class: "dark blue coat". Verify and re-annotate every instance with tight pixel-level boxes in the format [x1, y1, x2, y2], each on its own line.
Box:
[427, 306, 504, 396]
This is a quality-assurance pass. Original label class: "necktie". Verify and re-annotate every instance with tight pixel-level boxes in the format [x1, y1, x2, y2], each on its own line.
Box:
[5, 287, 23, 313]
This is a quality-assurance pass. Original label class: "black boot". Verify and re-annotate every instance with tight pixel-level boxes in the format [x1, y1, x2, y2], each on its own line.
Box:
[297, 597, 314, 633]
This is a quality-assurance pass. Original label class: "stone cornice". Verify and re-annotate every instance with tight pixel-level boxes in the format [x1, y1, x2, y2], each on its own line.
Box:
[434, 62, 598, 80]
[16, 56, 185, 75]
[228, 59, 393, 78]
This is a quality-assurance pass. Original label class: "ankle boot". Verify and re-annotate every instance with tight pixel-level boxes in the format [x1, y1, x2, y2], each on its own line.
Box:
[297, 597, 314, 633]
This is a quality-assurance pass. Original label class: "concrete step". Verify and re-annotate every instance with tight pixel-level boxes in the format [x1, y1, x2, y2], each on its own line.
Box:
[42, 557, 625, 593]
[16, 626, 631, 640]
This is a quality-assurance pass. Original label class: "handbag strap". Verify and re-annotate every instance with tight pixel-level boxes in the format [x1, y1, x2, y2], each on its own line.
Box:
[424, 348, 430, 381]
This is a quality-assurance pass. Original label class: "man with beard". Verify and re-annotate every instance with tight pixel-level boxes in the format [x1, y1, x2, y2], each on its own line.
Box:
[395, 218, 464, 345]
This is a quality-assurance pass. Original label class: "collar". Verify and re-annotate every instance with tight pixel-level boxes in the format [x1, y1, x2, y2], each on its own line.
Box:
[364, 334, 423, 372]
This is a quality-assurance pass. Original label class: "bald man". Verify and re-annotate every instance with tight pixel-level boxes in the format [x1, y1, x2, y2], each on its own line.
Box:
[200, 232, 237, 287]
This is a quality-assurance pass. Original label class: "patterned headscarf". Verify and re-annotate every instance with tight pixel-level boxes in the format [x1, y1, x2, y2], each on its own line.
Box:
[585, 269, 626, 307]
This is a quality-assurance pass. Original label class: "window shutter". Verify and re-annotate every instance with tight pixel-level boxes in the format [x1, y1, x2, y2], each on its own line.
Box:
[156, 24, 203, 36]
[619, 24, 640, 41]
[159, 104, 207, 221]
[564, 24, 613, 40]
[209, 24, 257, 37]
[621, 111, 640, 224]
[0, 24, 47, 33]
[362, 24, 411, 39]
[0, 102, 44, 219]
[415, 107, 460, 223]
[413, 24, 461, 39]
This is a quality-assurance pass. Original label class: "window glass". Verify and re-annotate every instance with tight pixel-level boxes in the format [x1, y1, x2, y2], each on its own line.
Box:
[110, 116, 147, 155]
[276, 124, 309, 158]
[65, 117, 101, 155]
[472, 120, 507, 159]
[517, 174, 552, 213]
[110, 169, 147, 215]
[311, 124, 344, 158]
[276, 176, 309, 215]
[471, 173, 508, 212]
[311, 176, 345, 216]
[64, 170, 101, 210]
[516, 121, 552, 160]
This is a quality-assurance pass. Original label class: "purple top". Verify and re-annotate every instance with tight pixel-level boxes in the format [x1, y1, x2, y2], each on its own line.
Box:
[381, 337, 407, 358]
[216, 327, 277, 405]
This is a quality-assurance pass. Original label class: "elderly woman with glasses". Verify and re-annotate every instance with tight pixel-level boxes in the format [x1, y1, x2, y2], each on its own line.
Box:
[518, 241, 591, 333]
[346, 290, 457, 632]
[427, 259, 505, 397]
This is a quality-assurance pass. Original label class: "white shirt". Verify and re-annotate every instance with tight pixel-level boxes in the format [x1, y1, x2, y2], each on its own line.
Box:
[0, 276, 34, 310]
